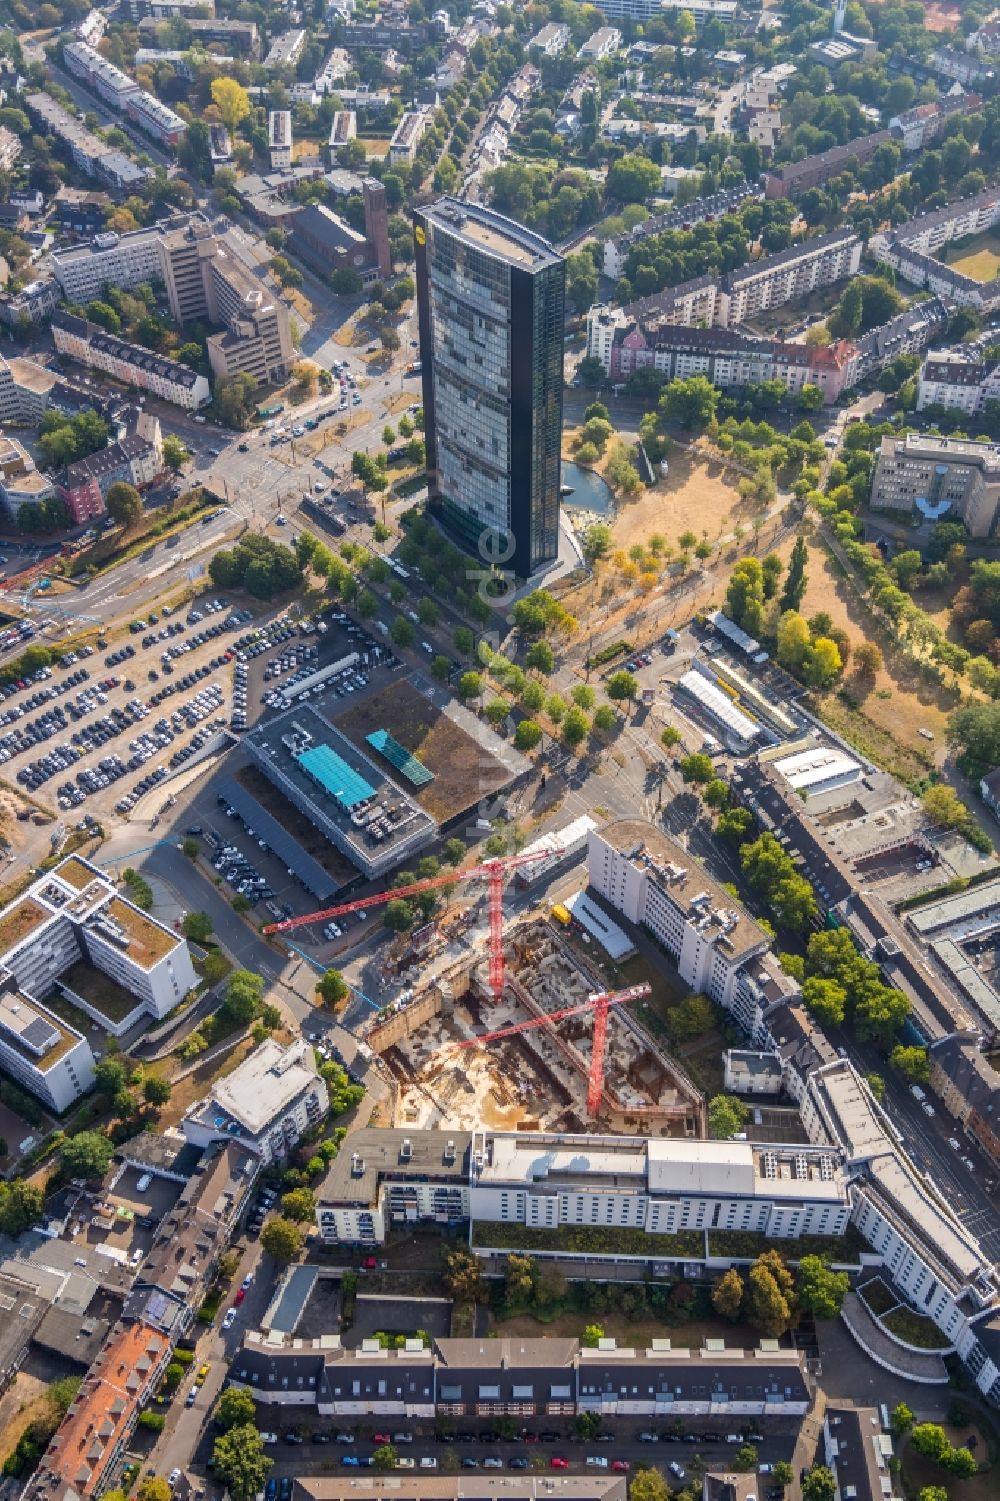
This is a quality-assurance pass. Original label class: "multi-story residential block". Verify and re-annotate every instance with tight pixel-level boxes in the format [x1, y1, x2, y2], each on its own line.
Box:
[388, 109, 428, 165]
[871, 189, 1000, 311]
[587, 820, 781, 1027]
[763, 130, 894, 200]
[0, 432, 54, 521]
[854, 296, 949, 381]
[317, 1129, 471, 1244]
[0, 124, 20, 172]
[594, 0, 735, 21]
[621, 229, 861, 331]
[929, 1035, 1000, 1172]
[51, 225, 168, 303]
[578, 27, 620, 60]
[529, 22, 570, 54]
[123, 0, 216, 17]
[315, 48, 352, 93]
[823, 1407, 901, 1501]
[137, 15, 259, 54]
[52, 311, 211, 410]
[182, 1038, 327, 1163]
[269, 110, 293, 170]
[0, 355, 59, 426]
[0, 855, 197, 1108]
[27, 1141, 256, 1501]
[76, 7, 107, 46]
[602, 320, 858, 403]
[63, 41, 137, 109]
[889, 92, 982, 151]
[58, 411, 163, 523]
[328, 111, 357, 151]
[917, 351, 1000, 415]
[233, 1337, 811, 1420]
[981, 767, 1000, 819]
[870, 432, 1000, 536]
[0, 277, 61, 330]
[209, 124, 232, 164]
[264, 29, 307, 68]
[125, 89, 186, 146]
[414, 198, 565, 580]
[24, 94, 150, 192]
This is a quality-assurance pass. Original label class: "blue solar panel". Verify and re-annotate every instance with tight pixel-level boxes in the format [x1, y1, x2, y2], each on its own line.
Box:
[296, 744, 375, 810]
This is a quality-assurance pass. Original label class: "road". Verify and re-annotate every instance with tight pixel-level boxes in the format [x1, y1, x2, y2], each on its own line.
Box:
[45, 57, 174, 169]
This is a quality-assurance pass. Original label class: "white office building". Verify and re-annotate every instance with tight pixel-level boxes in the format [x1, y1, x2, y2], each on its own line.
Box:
[181, 1038, 327, 1162]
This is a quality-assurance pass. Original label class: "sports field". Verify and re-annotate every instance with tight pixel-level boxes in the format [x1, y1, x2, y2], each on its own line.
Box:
[943, 232, 1000, 283]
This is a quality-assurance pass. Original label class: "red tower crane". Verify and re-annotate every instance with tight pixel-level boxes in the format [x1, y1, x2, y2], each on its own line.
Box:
[261, 847, 563, 1001]
[457, 982, 651, 1116]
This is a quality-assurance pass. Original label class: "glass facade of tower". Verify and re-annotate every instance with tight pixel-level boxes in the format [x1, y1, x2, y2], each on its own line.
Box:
[414, 200, 565, 580]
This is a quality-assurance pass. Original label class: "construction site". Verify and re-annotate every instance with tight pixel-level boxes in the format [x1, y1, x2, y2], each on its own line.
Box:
[364, 919, 706, 1139]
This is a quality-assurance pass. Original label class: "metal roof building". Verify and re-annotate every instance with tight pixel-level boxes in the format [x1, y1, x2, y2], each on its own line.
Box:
[677, 668, 761, 750]
[214, 775, 341, 900]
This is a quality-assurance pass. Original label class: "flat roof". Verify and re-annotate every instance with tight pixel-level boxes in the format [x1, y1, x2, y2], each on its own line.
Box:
[908, 876, 1000, 936]
[200, 1038, 318, 1137]
[214, 775, 340, 900]
[297, 743, 376, 809]
[422, 197, 563, 271]
[565, 889, 635, 960]
[99, 898, 178, 967]
[318, 1128, 472, 1207]
[0, 989, 81, 1068]
[774, 747, 861, 789]
[0, 897, 52, 952]
[294, 1481, 627, 1501]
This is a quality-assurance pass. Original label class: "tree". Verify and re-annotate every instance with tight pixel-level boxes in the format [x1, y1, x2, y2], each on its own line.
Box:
[211, 79, 251, 131]
[0, 1178, 43, 1235]
[776, 610, 811, 671]
[726, 558, 766, 636]
[391, 616, 415, 649]
[854, 982, 910, 1046]
[889, 1045, 929, 1084]
[708, 1094, 748, 1140]
[678, 753, 714, 785]
[260, 1217, 302, 1262]
[942, 1449, 978, 1479]
[61, 1130, 113, 1181]
[211, 1424, 272, 1501]
[384, 898, 413, 932]
[801, 976, 847, 1027]
[442, 1246, 484, 1302]
[458, 671, 483, 701]
[136, 1481, 171, 1501]
[910, 1425, 949, 1462]
[214, 372, 258, 430]
[922, 785, 972, 834]
[734, 1445, 758, 1473]
[712, 1268, 745, 1321]
[215, 1387, 257, 1432]
[606, 670, 638, 704]
[514, 719, 542, 750]
[780, 537, 809, 615]
[95, 1057, 128, 1096]
[583, 524, 612, 562]
[628, 1469, 670, 1501]
[223, 970, 264, 1025]
[917, 1491, 948, 1501]
[703, 778, 730, 810]
[281, 1188, 316, 1222]
[801, 1468, 836, 1501]
[106, 483, 142, 530]
[373, 1445, 398, 1471]
[660, 374, 719, 431]
[526, 640, 555, 675]
[802, 637, 842, 689]
[332, 267, 364, 295]
[142, 1075, 171, 1108]
[308, 960, 349, 1011]
[772, 1462, 793, 1489]
[182, 910, 213, 943]
[606, 152, 661, 203]
[582, 1323, 605, 1347]
[796, 1256, 848, 1319]
[561, 707, 589, 747]
[162, 434, 189, 473]
[854, 641, 882, 677]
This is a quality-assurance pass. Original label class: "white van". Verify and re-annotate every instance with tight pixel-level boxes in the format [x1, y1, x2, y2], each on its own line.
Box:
[136, 1173, 152, 1193]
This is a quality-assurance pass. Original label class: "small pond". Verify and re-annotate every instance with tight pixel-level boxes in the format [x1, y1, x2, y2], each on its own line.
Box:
[561, 459, 612, 515]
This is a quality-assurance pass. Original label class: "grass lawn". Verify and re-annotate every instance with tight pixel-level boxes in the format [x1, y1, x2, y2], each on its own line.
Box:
[49, 966, 140, 1024]
[882, 1306, 951, 1349]
[943, 231, 1000, 282]
[491, 1309, 763, 1350]
[858, 1277, 896, 1317]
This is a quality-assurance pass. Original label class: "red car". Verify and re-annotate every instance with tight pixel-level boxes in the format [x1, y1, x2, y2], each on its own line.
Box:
[362, 1255, 377, 1269]
[550, 1459, 569, 1470]
[373, 1435, 392, 1445]
[612, 1461, 630, 1472]
[234, 1288, 246, 1306]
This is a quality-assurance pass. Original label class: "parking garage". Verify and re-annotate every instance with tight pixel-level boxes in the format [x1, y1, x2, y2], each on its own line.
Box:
[213, 774, 341, 902]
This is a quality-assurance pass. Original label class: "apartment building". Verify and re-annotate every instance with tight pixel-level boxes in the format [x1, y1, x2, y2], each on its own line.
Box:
[578, 27, 620, 61]
[0, 856, 197, 1107]
[587, 821, 775, 1023]
[854, 296, 948, 381]
[870, 432, 1000, 536]
[27, 1142, 256, 1501]
[0, 432, 54, 521]
[125, 89, 186, 146]
[57, 413, 163, 524]
[603, 320, 858, 403]
[123, 0, 216, 16]
[182, 1038, 327, 1163]
[136, 16, 260, 54]
[529, 23, 570, 55]
[929, 1036, 1000, 1172]
[233, 1337, 810, 1420]
[0, 356, 59, 426]
[63, 41, 136, 109]
[595, 0, 735, 21]
[917, 351, 1000, 414]
[329, 111, 357, 150]
[51, 225, 167, 303]
[24, 94, 150, 192]
[269, 110, 293, 170]
[265, 29, 307, 68]
[622, 230, 861, 332]
[389, 109, 428, 165]
[871, 190, 1000, 311]
[804, 1060, 1000, 1369]
[317, 1129, 471, 1244]
[890, 92, 982, 151]
[52, 311, 211, 410]
[823, 1407, 900, 1501]
[0, 124, 20, 173]
[763, 130, 894, 199]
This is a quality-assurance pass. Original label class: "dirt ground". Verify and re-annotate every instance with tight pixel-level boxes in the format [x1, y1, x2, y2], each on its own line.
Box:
[491, 1310, 762, 1351]
[609, 446, 748, 551]
[0, 1371, 50, 1467]
[772, 530, 955, 771]
[902, 1422, 996, 1501]
[335, 678, 510, 823]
